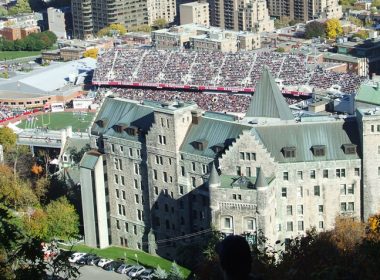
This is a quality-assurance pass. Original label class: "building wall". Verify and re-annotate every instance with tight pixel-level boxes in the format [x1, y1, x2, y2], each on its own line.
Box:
[47, 7, 67, 39]
[180, 2, 210, 26]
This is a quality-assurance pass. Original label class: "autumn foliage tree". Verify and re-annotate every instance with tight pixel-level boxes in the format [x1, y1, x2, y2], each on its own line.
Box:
[325, 18, 343, 39]
[83, 48, 98, 59]
[97, 23, 127, 37]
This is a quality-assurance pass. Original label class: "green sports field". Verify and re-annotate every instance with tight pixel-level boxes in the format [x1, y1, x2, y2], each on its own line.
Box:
[0, 51, 42, 60]
[17, 112, 95, 131]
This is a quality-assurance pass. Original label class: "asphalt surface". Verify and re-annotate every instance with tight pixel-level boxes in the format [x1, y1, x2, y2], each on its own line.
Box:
[78, 265, 128, 280]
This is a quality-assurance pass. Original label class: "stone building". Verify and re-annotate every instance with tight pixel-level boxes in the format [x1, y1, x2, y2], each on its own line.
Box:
[80, 68, 373, 257]
[180, 1, 210, 26]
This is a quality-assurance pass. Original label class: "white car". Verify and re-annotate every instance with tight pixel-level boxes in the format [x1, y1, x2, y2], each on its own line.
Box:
[97, 258, 113, 268]
[128, 266, 145, 278]
[68, 252, 87, 263]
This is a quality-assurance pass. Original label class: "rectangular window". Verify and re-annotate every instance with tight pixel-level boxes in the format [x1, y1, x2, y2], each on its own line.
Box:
[114, 174, 119, 184]
[340, 184, 346, 195]
[314, 185, 320, 196]
[348, 202, 354, 211]
[298, 221, 304, 231]
[251, 153, 256, 160]
[233, 194, 237, 200]
[122, 190, 126, 200]
[297, 205, 303, 215]
[297, 186, 303, 197]
[121, 176, 125, 186]
[348, 184, 354, 194]
[133, 225, 137, 235]
[125, 222, 129, 232]
[120, 145, 124, 152]
[181, 166, 185, 176]
[236, 166, 241, 176]
[129, 148, 133, 157]
[378, 125, 380, 132]
[153, 169, 157, 180]
[111, 144, 115, 153]
[154, 186, 158, 195]
[240, 152, 245, 160]
[310, 170, 316, 179]
[297, 171, 303, 180]
[137, 209, 142, 221]
[118, 204, 121, 215]
[122, 205, 125, 216]
[119, 159, 123, 171]
[287, 221, 293, 231]
[341, 202, 347, 212]
[135, 194, 139, 204]
[116, 189, 119, 198]
[134, 163, 139, 175]
[319, 221, 324, 229]
[179, 185, 184, 195]
[371, 125, 375, 132]
[192, 162, 196, 171]
[163, 172, 168, 182]
[116, 220, 120, 229]
[203, 164, 208, 174]
[192, 177, 196, 188]
[286, 205, 293, 215]
[283, 172, 289, 181]
[282, 187, 287, 197]
[354, 168, 360, 176]
[336, 168, 346, 178]
[247, 219, 255, 230]
[319, 205, 324, 213]
[224, 217, 232, 228]
[246, 153, 250, 160]
[246, 167, 251, 177]
[323, 169, 328, 178]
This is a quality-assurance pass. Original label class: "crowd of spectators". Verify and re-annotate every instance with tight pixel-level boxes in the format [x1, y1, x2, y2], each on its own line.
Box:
[93, 48, 366, 93]
[97, 88, 301, 113]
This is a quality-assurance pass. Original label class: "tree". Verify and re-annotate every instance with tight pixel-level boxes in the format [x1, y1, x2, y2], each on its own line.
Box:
[325, 18, 343, 39]
[46, 197, 79, 241]
[69, 143, 91, 165]
[153, 18, 168, 29]
[97, 23, 127, 37]
[348, 16, 363, 27]
[168, 262, 184, 280]
[276, 47, 285, 53]
[0, 127, 17, 152]
[372, 0, 380, 8]
[22, 208, 49, 239]
[8, 0, 32, 15]
[331, 216, 365, 252]
[128, 24, 152, 32]
[304, 21, 326, 39]
[6, 145, 33, 177]
[154, 265, 168, 279]
[274, 16, 292, 29]
[83, 48, 98, 59]
[353, 30, 369, 39]
[33, 177, 50, 203]
[0, 6, 8, 16]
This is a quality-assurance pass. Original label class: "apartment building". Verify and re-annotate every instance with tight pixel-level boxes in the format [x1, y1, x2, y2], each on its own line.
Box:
[71, 0, 149, 39]
[208, 0, 274, 32]
[180, 1, 209, 26]
[152, 23, 260, 51]
[71, 0, 179, 39]
[267, 0, 342, 22]
[79, 67, 380, 258]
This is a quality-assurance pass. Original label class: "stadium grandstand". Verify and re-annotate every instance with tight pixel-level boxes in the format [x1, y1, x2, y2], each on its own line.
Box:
[93, 48, 367, 95]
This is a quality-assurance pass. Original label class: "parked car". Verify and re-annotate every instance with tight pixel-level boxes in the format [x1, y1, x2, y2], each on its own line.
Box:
[103, 261, 124, 271]
[128, 266, 145, 278]
[68, 252, 87, 263]
[76, 254, 97, 265]
[116, 263, 133, 274]
[97, 258, 113, 268]
[85, 255, 101, 265]
[138, 269, 154, 279]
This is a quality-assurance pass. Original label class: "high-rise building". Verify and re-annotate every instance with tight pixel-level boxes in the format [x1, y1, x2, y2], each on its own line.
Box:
[209, 0, 274, 32]
[80, 68, 377, 258]
[180, 1, 209, 26]
[267, 0, 342, 22]
[47, 7, 70, 39]
[71, 0, 151, 39]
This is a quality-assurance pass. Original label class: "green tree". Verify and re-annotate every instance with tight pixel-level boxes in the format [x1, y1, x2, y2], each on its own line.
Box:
[97, 23, 127, 37]
[0, 6, 8, 16]
[348, 16, 363, 27]
[372, 0, 380, 8]
[353, 30, 369, 39]
[276, 47, 285, 53]
[0, 127, 16, 152]
[8, 0, 32, 15]
[128, 24, 152, 32]
[274, 16, 292, 29]
[154, 265, 168, 279]
[153, 18, 168, 29]
[305, 21, 326, 39]
[46, 197, 79, 241]
[22, 208, 49, 239]
[69, 143, 91, 165]
[325, 18, 343, 39]
[168, 262, 184, 280]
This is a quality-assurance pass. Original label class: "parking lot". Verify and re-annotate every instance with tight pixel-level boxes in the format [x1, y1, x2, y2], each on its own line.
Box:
[78, 266, 127, 280]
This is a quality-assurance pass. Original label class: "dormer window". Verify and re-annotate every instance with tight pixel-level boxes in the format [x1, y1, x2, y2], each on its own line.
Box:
[343, 144, 357, 155]
[312, 145, 326, 157]
[193, 139, 208, 151]
[113, 124, 127, 133]
[126, 126, 138, 136]
[95, 119, 107, 127]
[213, 143, 224, 153]
[282, 147, 296, 158]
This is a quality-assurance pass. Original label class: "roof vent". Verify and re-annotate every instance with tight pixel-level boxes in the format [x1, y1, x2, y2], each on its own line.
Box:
[311, 145, 326, 157]
[95, 118, 107, 128]
[212, 143, 225, 153]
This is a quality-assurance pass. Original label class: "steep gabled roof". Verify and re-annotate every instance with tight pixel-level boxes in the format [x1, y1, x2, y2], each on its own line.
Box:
[246, 67, 294, 120]
[255, 168, 267, 189]
[208, 163, 220, 187]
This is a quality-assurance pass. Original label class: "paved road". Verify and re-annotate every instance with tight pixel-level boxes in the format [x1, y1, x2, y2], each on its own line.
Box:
[78, 265, 127, 280]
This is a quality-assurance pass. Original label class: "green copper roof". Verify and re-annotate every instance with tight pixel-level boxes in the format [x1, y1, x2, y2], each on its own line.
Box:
[356, 83, 380, 105]
[80, 152, 100, 170]
[180, 116, 250, 158]
[253, 119, 360, 163]
[246, 67, 294, 120]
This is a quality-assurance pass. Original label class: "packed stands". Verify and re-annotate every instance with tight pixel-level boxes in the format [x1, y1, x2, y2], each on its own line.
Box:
[93, 48, 366, 94]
